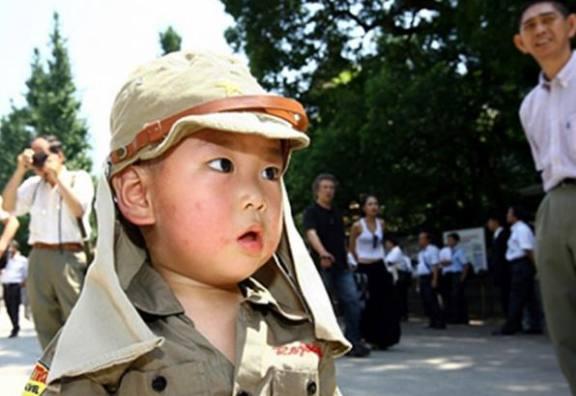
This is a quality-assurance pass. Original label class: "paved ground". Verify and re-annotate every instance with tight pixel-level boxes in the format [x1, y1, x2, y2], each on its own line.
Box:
[0, 310, 569, 395]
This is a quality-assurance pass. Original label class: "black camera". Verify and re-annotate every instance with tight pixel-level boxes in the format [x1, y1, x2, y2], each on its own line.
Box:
[32, 152, 48, 168]
[31, 143, 61, 168]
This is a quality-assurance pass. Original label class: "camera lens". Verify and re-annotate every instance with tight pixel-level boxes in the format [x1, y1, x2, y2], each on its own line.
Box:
[32, 152, 48, 168]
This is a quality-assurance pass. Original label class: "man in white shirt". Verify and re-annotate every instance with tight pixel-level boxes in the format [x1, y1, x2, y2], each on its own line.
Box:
[514, 1, 576, 391]
[1, 241, 27, 338]
[417, 232, 445, 329]
[440, 233, 471, 325]
[2, 135, 94, 348]
[494, 206, 542, 336]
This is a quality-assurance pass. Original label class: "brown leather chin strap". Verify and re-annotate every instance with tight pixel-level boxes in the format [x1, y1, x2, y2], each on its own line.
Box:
[110, 95, 309, 165]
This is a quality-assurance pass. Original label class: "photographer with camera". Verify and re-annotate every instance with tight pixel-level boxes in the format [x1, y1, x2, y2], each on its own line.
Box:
[2, 135, 94, 349]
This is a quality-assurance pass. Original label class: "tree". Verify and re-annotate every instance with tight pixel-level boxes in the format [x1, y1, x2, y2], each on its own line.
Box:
[221, 0, 544, 232]
[24, 13, 92, 171]
[159, 26, 182, 55]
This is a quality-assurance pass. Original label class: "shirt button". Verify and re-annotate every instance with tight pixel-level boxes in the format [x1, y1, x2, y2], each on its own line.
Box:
[307, 380, 317, 395]
[151, 375, 167, 392]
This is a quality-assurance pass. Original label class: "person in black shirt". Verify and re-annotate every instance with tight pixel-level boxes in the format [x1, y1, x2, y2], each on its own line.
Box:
[303, 174, 369, 357]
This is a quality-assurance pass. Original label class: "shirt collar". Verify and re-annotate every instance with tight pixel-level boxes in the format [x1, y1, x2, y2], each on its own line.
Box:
[539, 51, 576, 89]
[494, 227, 503, 239]
[241, 276, 309, 322]
[125, 262, 184, 317]
[125, 258, 310, 322]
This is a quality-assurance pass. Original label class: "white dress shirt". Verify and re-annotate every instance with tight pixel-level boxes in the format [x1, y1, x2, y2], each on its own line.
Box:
[385, 246, 413, 273]
[417, 244, 439, 276]
[520, 51, 576, 192]
[1, 253, 28, 284]
[506, 221, 535, 261]
[14, 168, 94, 244]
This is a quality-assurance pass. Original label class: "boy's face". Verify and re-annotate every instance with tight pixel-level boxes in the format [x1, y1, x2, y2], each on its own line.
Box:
[514, 3, 576, 62]
[145, 130, 285, 287]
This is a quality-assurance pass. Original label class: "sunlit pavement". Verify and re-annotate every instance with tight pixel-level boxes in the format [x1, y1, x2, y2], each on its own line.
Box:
[337, 319, 569, 396]
[0, 310, 569, 396]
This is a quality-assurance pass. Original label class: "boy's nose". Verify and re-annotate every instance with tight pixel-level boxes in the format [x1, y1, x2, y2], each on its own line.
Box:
[240, 182, 266, 212]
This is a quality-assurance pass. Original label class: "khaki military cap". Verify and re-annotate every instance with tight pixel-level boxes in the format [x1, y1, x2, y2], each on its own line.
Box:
[109, 50, 310, 175]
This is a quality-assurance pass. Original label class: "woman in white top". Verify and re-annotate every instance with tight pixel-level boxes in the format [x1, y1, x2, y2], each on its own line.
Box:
[349, 195, 400, 349]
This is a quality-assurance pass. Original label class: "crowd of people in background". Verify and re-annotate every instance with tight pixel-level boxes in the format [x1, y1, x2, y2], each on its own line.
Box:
[299, 171, 553, 359]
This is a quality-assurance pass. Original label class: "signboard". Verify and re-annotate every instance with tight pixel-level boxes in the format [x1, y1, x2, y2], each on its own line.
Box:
[443, 227, 487, 273]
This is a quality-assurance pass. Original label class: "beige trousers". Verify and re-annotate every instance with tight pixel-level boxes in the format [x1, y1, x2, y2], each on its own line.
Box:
[535, 183, 576, 396]
[27, 247, 86, 349]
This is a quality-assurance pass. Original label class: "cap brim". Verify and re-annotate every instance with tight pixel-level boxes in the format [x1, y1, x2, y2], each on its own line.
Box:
[137, 112, 310, 163]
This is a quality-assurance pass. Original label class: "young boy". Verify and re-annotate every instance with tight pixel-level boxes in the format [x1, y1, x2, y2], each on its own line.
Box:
[513, 1, 576, 393]
[24, 51, 349, 395]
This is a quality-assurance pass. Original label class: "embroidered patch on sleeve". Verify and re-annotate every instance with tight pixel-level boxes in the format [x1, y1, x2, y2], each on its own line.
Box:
[22, 362, 49, 396]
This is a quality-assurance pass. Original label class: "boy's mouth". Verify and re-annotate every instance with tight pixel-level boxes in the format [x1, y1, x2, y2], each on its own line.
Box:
[237, 226, 264, 254]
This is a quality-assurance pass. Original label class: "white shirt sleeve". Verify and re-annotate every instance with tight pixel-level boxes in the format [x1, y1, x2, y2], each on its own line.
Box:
[21, 256, 28, 280]
[69, 171, 95, 212]
[517, 224, 535, 251]
[519, 99, 543, 171]
[428, 246, 440, 266]
[439, 247, 452, 262]
[14, 176, 42, 217]
[385, 246, 403, 264]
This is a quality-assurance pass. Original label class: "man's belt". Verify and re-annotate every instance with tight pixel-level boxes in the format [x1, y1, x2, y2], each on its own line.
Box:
[558, 178, 576, 188]
[32, 242, 84, 252]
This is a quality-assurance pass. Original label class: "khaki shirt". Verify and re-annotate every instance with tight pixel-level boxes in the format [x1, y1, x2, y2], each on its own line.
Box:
[30, 262, 340, 396]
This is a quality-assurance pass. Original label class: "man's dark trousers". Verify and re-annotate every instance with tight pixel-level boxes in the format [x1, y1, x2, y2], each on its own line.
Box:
[419, 274, 444, 328]
[2, 283, 21, 333]
[504, 258, 541, 333]
[320, 266, 362, 344]
[441, 272, 468, 324]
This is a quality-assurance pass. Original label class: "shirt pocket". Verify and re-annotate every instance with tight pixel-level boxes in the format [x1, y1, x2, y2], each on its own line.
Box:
[116, 362, 209, 395]
[272, 369, 319, 396]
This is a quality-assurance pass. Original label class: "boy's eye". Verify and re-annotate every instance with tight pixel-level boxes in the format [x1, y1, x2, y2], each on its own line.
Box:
[262, 166, 281, 181]
[208, 158, 234, 173]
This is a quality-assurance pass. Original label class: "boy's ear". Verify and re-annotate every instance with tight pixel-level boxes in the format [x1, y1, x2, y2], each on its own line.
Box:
[111, 166, 156, 226]
[513, 33, 528, 54]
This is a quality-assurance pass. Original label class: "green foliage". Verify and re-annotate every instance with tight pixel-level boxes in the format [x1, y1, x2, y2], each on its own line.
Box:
[23, 13, 92, 171]
[222, 0, 544, 232]
[159, 26, 183, 55]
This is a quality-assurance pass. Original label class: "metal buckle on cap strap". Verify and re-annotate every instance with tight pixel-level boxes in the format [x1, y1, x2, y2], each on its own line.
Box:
[109, 95, 309, 165]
